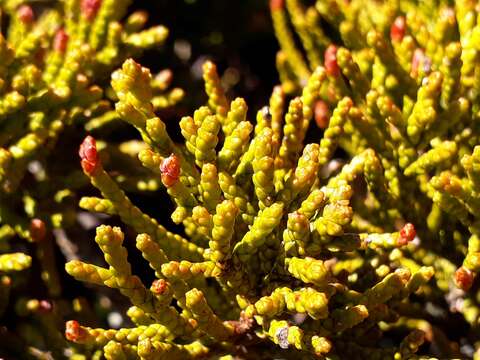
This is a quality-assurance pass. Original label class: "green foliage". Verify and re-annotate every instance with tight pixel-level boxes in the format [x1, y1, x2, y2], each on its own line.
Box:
[3, 0, 480, 358]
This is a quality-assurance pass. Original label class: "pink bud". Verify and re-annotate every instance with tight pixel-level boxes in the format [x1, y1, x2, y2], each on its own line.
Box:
[65, 320, 87, 342]
[270, 0, 284, 11]
[411, 48, 431, 77]
[398, 223, 416, 246]
[325, 45, 340, 77]
[151, 279, 168, 294]
[79, 136, 100, 175]
[38, 300, 52, 313]
[18, 5, 34, 24]
[314, 100, 330, 129]
[81, 0, 101, 20]
[30, 218, 46, 242]
[160, 154, 181, 187]
[54, 29, 69, 53]
[390, 16, 406, 42]
[455, 266, 474, 291]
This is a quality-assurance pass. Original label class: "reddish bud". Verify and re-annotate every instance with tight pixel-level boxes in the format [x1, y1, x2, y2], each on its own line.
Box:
[270, 0, 284, 11]
[79, 136, 100, 175]
[454, 266, 474, 291]
[151, 279, 168, 295]
[1, 276, 12, 286]
[18, 5, 34, 24]
[30, 218, 46, 242]
[65, 320, 87, 342]
[398, 223, 416, 246]
[54, 29, 69, 53]
[324, 45, 340, 77]
[390, 16, 406, 42]
[160, 154, 181, 187]
[314, 100, 330, 129]
[81, 0, 101, 20]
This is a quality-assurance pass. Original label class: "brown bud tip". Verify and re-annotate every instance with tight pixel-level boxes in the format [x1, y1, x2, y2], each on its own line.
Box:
[188, 318, 198, 328]
[314, 100, 330, 129]
[270, 0, 284, 11]
[54, 29, 69, 53]
[390, 16, 406, 42]
[398, 223, 416, 246]
[151, 279, 168, 295]
[18, 5, 34, 24]
[81, 0, 101, 20]
[30, 218, 46, 242]
[160, 154, 180, 187]
[455, 266, 474, 291]
[1, 276, 12, 286]
[79, 136, 100, 175]
[324, 45, 340, 77]
[65, 320, 86, 342]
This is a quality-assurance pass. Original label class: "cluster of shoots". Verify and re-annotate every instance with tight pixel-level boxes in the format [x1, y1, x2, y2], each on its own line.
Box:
[65, 53, 435, 358]
[2, 0, 480, 358]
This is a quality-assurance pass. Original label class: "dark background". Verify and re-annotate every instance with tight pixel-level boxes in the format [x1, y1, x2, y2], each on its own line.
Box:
[131, 0, 278, 114]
